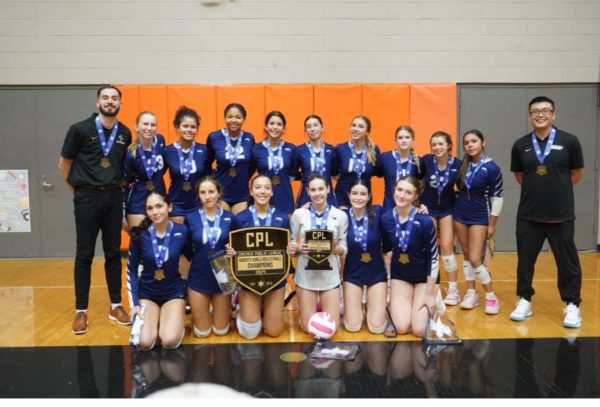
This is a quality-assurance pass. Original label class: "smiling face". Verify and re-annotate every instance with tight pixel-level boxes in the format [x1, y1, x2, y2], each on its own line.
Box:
[96, 88, 121, 117]
[265, 115, 285, 140]
[528, 101, 556, 133]
[430, 135, 450, 158]
[177, 116, 198, 143]
[350, 117, 369, 143]
[462, 132, 485, 159]
[307, 177, 329, 207]
[348, 183, 370, 210]
[225, 106, 245, 134]
[145, 193, 171, 225]
[136, 113, 157, 143]
[198, 180, 221, 209]
[305, 117, 324, 142]
[393, 179, 419, 209]
[250, 176, 273, 207]
[395, 129, 413, 151]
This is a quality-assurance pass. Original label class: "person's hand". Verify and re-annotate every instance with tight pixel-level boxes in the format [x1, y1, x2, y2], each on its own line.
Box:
[487, 224, 496, 240]
[301, 201, 311, 209]
[130, 306, 141, 322]
[332, 239, 344, 256]
[225, 243, 236, 257]
[417, 204, 429, 215]
[424, 293, 436, 317]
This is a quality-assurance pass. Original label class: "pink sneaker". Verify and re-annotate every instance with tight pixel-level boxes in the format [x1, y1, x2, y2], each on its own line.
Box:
[444, 290, 461, 306]
[485, 296, 500, 315]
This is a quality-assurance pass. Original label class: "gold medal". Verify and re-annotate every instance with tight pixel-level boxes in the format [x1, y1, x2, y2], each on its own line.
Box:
[229, 167, 237, 177]
[361, 252, 372, 263]
[154, 269, 165, 281]
[182, 181, 192, 191]
[100, 157, 111, 168]
[399, 253, 410, 264]
[535, 165, 547, 176]
[272, 175, 280, 185]
[146, 181, 154, 190]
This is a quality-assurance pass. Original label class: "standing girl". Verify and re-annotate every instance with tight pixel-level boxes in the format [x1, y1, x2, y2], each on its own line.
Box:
[124, 111, 166, 228]
[453, 130, 503, 314]
[289, 174, 348, 334]
[420, 131, 463, 305]
[185, 176, 236, 337]
[380, 125, 421, 210]
[127, 191, 189, 350]
[334, 115, 381, 209]
[295, 115, 338, 208]
[206, 103, 256, 214]
[227, 175, 291, 339]
[164, 106, 209, 224]
[342, 179, 388, 334]
[251, 111, 298, 215]
[381, 176, 439, 337]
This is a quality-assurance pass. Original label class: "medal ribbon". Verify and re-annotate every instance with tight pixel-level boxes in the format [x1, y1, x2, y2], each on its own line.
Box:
[263, 140, 283, 175]
[249, 205, 274, 227]
[149, 221, 174, 269]
[310, 205, 331, 230]
[349, 209, 368, 251]
[307, 142, 325, 174]
[531, 127, 556, 165]
[465, 155, 490, 194]
[349, 141, 366, 178]
[223, 129, 243, 169]
[434, 156, 454, 198]
[393, 150, 413, 180]
[175, 141, 195, 181]
[137, 137, 158, 180]
[199, 207, 222, 250]
[393, 206, 417, 252]
[94, 116, 119, 157]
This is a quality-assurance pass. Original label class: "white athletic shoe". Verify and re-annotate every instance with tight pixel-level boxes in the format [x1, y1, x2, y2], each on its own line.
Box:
[484, 295, 500, 315]
[444, 290, 461, 306]
[460, 290, 480, 310]
[563, 303, 582, 329]
[509, 298, 532, 321]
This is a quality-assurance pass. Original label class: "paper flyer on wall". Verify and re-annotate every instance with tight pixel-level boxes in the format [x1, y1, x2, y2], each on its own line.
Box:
[0, 170, 31, 233]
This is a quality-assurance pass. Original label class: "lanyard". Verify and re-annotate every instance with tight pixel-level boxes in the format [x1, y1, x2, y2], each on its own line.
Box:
[393, 206, 417, 252]
[149, 222, 174, 269]
[349, 209, 368, 251]
[174, 141, 195, 181]
[199, 207, 222, 250]
[249, 205, 274, 226]
[94, 116, 119, 157]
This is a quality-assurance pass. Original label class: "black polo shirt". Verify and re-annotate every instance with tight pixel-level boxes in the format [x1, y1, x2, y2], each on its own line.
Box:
[61, 113, 132, 186]
[510, 128, 584, 222]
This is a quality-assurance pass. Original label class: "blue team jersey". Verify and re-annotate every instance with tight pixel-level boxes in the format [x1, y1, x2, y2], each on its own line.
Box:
[251, 140, 298, 214]
[126, 222, 190, 307]
[206, 129, 255, 204]
[380, 150, 421, 210]
[453, 159, 503, 226]
[381, 210, 439, 283]
[295, 142, 338, 207]
[185, 208, 235, 294]
[233, 206, 290, 229]
[164, 142, 209, 216]
[124, 135, 167, 215]
[420, 154, 462, 217]
[343, 205, 387, 286]
[334, 142, 382, 208]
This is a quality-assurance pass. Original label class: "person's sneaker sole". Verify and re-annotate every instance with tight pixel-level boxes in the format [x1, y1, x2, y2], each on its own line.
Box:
[510, 310, 532, 322]
[563, 320, 581, 329]
[108, 315, 132, 326]
[485, 307, 500, 315]
[72, 327, 88, 335]
[444, 297, 459, 306]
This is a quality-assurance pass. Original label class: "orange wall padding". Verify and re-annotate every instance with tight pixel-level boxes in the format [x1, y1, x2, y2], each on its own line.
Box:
[117, 83, 456, 250]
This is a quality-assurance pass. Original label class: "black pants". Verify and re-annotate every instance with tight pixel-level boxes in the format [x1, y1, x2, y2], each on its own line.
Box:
[73, 188, 123, 310]
[515, 220, 582, 305]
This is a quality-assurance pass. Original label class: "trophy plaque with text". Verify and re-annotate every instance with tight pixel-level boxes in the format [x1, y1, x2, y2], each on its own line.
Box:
[229, 227, 290, 295]
[304, 229, 333, 270]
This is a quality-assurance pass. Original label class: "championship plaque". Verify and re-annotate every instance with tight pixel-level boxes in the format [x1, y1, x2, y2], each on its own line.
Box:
[304, 229, 333, 270]
[229, 227, 290, 296]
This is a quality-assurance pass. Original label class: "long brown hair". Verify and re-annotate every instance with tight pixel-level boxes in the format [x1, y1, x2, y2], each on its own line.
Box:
[395, 125, 420, 169]
[347, 178, 375, 227]
[456, 129, 485, 189]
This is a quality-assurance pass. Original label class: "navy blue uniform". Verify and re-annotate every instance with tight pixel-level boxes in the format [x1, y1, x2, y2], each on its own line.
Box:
[380, 151, 421, 210]
[126, 222, 190, 307]
[251, 140, 298, 214]
[164, 142, 209, 216]
[343, 205, 387, 287]
[453, 158, 503, 226]
[381, 209, 439, 284]
[295, 142, 338, 207]
[206, 129, 256, 205]
[185, 208, 235, 294]
[334, 142, 381, 208]
[420, 154, 462, 218]
[124, 135, 167, 215]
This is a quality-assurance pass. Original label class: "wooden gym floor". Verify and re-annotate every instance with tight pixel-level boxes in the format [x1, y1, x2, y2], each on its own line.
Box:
[0, 251, 598, 347]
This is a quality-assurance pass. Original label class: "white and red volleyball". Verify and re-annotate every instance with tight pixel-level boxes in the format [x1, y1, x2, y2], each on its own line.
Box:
[308, 312, 336, 341]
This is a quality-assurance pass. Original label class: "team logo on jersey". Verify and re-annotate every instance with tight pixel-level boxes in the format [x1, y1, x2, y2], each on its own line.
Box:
[551, 145, 564, 150]
[116, 134, 125, 144]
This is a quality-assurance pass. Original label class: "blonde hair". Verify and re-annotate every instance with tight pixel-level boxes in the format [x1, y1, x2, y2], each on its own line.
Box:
[395, 125, 420, 169]
[128, 111, 156, 158]
[352, 115, 377, 166]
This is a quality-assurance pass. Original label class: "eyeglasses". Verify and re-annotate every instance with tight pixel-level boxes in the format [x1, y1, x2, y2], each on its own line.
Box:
[529, 108, 554, 117]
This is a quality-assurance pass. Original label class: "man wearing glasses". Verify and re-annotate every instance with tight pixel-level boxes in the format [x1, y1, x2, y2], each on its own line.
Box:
[509, 96, 584, 328]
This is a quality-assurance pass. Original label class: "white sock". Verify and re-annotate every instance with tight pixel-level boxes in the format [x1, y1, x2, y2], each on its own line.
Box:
[448, 281, 458, 292]
[485, 292, 496, 300]
[76, 309, 87, 314]
[111, 303, 122, 310]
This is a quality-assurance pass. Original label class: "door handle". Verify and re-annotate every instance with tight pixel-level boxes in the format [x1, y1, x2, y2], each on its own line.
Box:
[42, 175, 54, 190]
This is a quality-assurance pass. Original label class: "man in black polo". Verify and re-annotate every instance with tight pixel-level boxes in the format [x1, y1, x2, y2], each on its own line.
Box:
[59, 85, 132, 334]
[509, 96, 584, 328]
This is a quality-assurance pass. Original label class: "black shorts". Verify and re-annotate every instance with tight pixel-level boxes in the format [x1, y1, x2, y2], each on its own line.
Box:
[139, 295, 185, 308]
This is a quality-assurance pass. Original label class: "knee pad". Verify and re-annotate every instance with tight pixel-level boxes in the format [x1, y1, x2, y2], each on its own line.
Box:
[441, 255, 458, 272]
[367, 320, 387, 335]
[193, 325, 211, 338]
[474, 264, 491, 285]
[236, 316, 262, 340]
[463, 261, 475, 281]
[212, 324, 230, 336]
[343, 319, 363, 333]
[162, 329, 185, 350]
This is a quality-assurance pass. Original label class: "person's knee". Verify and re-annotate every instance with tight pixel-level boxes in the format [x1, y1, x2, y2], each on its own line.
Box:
[236, 316, 262, 340]
[367, 319, 387, 334]
[161, 329, 184, 349]
[343, 318, 363, 333]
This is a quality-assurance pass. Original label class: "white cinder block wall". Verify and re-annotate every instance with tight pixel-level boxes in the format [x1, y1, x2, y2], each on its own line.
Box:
[0, 0, 599, 84]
